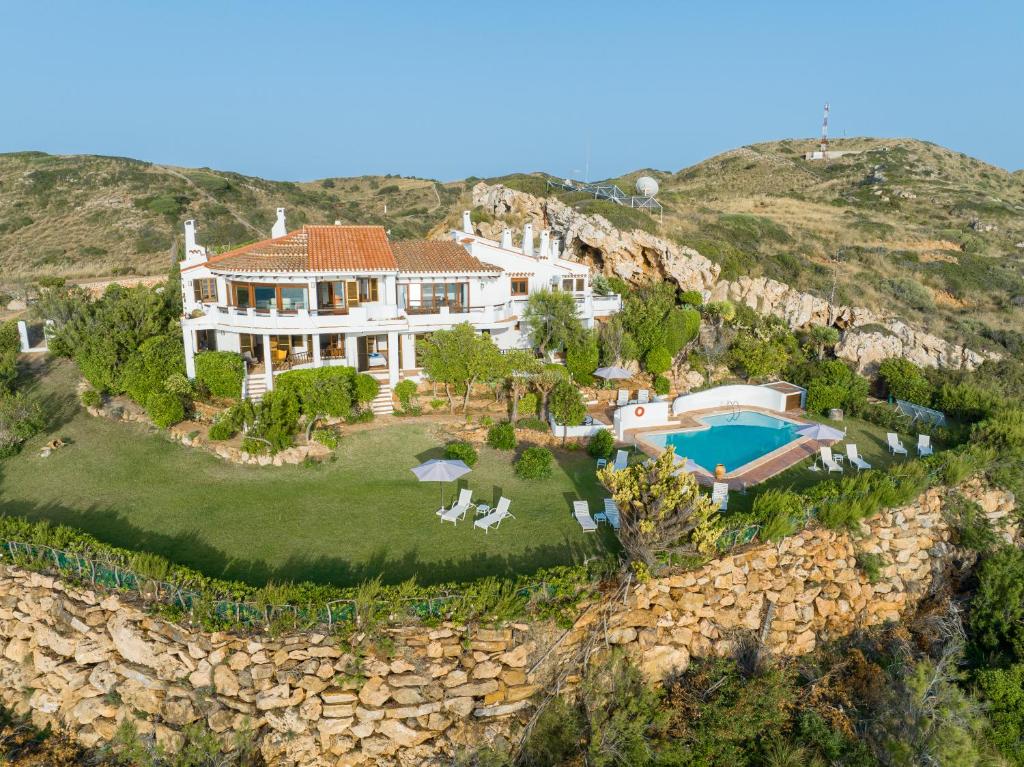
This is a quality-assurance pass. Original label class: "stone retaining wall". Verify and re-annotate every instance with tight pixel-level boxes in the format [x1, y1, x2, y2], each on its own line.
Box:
[0, 480, 1015, 765]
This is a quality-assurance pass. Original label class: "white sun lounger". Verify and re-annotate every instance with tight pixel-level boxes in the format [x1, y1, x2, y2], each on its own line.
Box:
[820, 446, 843, 473]
[602, 498, 621, 530]
[438, 488, 472, 517]
[917, 434, 933, 456]
[637, 389, 650, 404]
[573, 501, 598, 533]
[616, 389, 629, 407]
[439, 488, 473, 525]
[711, 482, 729, 511]
[887, 433, 908, 456]
[846, 444, 872, 470]
[613, 450, 628, 471]
[474, 497, 513, 533]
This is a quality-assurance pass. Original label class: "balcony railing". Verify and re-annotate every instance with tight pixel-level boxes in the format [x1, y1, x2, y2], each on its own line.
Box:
[404, 300, 468, 315]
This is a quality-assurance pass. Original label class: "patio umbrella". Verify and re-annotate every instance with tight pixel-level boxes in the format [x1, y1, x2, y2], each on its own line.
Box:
[797, 423, 846, 442]
[411, 459, 471, 509]
[593, 366, 633, 381]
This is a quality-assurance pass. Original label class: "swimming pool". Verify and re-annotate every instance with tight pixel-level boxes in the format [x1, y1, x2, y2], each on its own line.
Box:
[641, 411, 802, 473]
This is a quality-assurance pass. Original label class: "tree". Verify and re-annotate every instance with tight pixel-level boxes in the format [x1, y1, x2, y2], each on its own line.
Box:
[0, 391, 43, 458]
[597, 448, 724, 567]
[804, 324, 840, 360]
[532, 364, 569, 420]
[0, 321, 19, 392]
[119, 334, 186, 406]
[523, 289, 584, 356]
[566, 329, 600, 385]
[878, 358, 933, 406]
[729, 334, 790, 382]
[805, 360, 869, 415]
[644, 347, 672, 376]
[598, 316, 637, 366]
[420, 323, 503, 412]
[501, 349, 541, 423]
[550, 380, 586, 444]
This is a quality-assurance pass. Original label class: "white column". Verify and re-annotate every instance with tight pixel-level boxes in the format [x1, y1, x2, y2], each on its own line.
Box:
[183, 327, 197, 378]
[262, 334, 274, 391]
[312, 333, 322, 366]
[307, 279, 318, 311]
[387, 331, 399, 385]
[16, 320, 30, 352]
[401, 332, 416, 370]
[345, 335, 359, 369]
[215, 276, 228, 305]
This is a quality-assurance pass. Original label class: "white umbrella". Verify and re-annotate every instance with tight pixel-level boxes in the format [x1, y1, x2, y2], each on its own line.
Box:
[411, 459, 471, 509]
[593, 366, 632, 381]
[797, 423, 846, 442]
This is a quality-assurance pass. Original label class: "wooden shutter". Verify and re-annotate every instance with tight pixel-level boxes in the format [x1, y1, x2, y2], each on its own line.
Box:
[346, 281, 360, 305]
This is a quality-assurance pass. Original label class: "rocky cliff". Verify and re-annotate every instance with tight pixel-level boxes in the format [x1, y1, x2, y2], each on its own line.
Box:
[470, 183, 990, 372]
[0, 480, 1014, 765]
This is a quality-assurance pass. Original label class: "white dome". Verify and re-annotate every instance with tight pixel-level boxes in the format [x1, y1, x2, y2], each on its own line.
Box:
[635, 176, 659, 197]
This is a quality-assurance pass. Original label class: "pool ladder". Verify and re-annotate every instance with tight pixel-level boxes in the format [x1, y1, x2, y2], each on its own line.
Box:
[727, 401, 740, 422]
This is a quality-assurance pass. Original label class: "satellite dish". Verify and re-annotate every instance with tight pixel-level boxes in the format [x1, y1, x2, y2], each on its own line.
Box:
[635, 176, 659, 198]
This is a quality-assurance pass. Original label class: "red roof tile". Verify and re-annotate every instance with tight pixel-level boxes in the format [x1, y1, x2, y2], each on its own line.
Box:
[392, 240, 502, 274]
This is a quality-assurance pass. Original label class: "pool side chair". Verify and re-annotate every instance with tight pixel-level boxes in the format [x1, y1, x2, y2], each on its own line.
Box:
[474, 497, 513, 533]
[846, 444, 872, 471]
[613, 450, 629, 471]
[573, 501, 598, 533]
[711, 482, 729, 511]
[616, 389, 629, 407]
[820, 446, 843, 473]
[917, 434, 934, 457]
[637, 389, 650, 404]
[596, 457, 608, 470]
[438, 488, 472, 517]
[440, 489, 473, 525]
[603, 498, 621, 530]
[887, 433, 908, 456]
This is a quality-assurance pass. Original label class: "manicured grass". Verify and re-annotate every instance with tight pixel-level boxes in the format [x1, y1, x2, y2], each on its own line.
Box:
[724, 414, 909, 516]
[0, 360, 613, 587]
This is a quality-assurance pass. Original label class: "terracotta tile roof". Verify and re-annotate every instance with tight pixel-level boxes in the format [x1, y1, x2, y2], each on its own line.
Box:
[392, 240, 503, 274]
[196, 225, 397, 273]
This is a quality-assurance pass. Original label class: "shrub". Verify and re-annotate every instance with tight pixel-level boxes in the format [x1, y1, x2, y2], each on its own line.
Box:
[394, 379, 418, 410]
[444, 441, 478, 466]
[970, 546, 1024, 659]
[566, 330, 600, 385]
[588, 428, 614, 460]
[164, 372, 193, 397]
[804, 360, 869, 415]
[430, 398, 446, 410]
[80, 389, 102, 408]
[0, 391, 44, 458]
[855, 551, 886, 584]
[118, 334, 186, 406]
[145, 391, 185, 428]
[312, 428, 339, 450]
[354, 373, 380, 404]
[518, 391, 539, 417]
[344, 409, 374, 424]
[276, 366, 355, 418]
[678, 289, 703, 307]
[550, 380, 586, 427]
[0, 320, 19, 391]
[515, 446, 554, 479]
[487, 421, 517, 450]
[194, 352, 244, 400]
[878, 358, 933, 406]
[653, 375, 671, 396]
[207, 416, 237, 441]
[517, 417, 549, 432]
[644, 346, 672, 375]
[751, 488, 805, 542]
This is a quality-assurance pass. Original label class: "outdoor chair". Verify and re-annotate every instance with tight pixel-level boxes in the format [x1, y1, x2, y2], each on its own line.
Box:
[602, 498, 621, 530]
[613, 450, 628, 471]
[820, 446, 843, 473]
[439, 489, 473, 525]
[474, 497, 513, 533]
[595, 458, 608, 470]
[616, 389, 629, 407]
[637, 389, 650, 404]
[437, 488, 472, 517]
[887, 433, 908, 456]
[573, 501, 598, 533]
[917, 434, 934, 457]
[846, 444, 872, 470]
[711, 482, 730, 511]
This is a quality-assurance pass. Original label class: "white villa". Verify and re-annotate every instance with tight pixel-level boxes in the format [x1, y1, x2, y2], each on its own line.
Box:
[179, 209, 621, 402]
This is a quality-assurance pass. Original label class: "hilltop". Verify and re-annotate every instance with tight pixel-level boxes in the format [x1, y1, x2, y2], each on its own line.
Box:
[2, 139, 1022, 355]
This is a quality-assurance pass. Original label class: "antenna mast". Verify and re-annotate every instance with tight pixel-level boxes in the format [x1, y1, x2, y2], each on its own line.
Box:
[820, 102, 830, 161]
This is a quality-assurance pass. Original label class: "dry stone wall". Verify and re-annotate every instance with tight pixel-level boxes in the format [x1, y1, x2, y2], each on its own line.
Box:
[0, 481, 1015, 765]
[469, 182, 991, 372]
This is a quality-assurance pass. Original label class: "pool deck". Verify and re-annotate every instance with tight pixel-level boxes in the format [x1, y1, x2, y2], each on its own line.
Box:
[625, 406, 821, 489]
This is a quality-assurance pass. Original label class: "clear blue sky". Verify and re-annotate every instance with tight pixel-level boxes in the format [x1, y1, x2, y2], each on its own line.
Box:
[3, 1, 1020, 181]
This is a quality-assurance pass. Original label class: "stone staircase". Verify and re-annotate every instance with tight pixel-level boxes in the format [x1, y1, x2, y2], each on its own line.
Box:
[370, 380, 394, 416]
[244, 373, 266, 404]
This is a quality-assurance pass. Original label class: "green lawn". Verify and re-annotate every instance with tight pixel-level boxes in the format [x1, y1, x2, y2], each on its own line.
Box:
[0, 360, 613, 587]
[723, 414, 908, 516]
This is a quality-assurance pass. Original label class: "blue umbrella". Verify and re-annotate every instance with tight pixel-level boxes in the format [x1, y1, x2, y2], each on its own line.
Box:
[411, 459, 471, 508]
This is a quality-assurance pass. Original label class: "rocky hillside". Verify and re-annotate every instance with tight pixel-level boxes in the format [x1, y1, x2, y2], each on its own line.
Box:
[0, 152, 465, 284]
[458, 138, 1024, 360]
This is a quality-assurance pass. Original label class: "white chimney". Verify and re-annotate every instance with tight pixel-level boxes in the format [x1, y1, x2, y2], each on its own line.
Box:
[500, 228, 513, 249]
[462, 210, 473, 235]
[522, 224, 534, 257]
[183, 219, 207, 262]
[539, 229, 551, 259]
[551, 237, 561, 259]
[272, 207, 287, 238]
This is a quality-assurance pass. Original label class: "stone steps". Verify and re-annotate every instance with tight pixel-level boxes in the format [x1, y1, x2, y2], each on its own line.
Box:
[370, 384, 393, 416]
[244, 374, 266, 404]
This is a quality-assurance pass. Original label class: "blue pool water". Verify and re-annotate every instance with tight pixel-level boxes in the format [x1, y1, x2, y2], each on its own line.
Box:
[644, 411, 800, 472]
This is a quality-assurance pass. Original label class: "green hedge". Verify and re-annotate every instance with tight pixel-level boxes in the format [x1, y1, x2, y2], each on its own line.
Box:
[276, 366, 356, 418]
[516, 446, 554, 479]
[119, 334, 186, 406]
[145, 391, 185, 428]
[194, 352, 245, 400]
